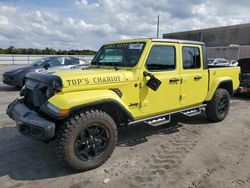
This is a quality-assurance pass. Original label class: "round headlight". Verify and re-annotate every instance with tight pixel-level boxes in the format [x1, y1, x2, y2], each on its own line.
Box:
[52, 80, 61, 92]
[46, 88, 54, 98]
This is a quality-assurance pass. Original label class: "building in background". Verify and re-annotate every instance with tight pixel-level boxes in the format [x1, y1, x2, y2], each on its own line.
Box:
[163, 23, 250, 62]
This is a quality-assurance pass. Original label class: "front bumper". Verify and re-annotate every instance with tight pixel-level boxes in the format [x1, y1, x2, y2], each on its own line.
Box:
[2, 73, 20, 87]
[6, 99, 55, 141]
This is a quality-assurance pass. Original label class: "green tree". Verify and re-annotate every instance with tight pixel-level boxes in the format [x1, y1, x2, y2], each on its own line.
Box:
[6, 46, 15, 54]
[0, 47, 96, 55]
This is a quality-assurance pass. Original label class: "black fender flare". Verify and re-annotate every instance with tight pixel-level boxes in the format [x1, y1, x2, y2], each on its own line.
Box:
[41, 99, 135, 123]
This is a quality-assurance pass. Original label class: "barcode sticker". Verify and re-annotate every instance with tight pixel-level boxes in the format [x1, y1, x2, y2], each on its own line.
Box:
[129, 43, 144, 50]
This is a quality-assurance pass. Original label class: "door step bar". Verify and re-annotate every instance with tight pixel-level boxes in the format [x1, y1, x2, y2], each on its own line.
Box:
[181, 107, 202, 117]
[128, 104, 206, 127]
[144, 115, 171, 127]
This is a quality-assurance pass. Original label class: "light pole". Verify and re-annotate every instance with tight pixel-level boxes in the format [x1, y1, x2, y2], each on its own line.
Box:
[156, 14, 159, 38]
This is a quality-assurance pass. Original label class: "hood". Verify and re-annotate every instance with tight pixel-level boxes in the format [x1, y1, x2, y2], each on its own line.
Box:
[5, 65, 42, 74]
[53, 68, 133, 88]
[5, 65, 31, 73]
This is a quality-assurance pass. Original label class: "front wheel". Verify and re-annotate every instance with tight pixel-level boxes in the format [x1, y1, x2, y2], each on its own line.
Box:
[206, 88, 230, 122]
[56, 110, 117, 171]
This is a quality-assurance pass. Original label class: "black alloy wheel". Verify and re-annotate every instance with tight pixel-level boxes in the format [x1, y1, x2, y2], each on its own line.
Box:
[206, 88, 230, 122]
[74, 124, 109, 161]
[56, 110, 117, 171]
[217, 95, 229, 115]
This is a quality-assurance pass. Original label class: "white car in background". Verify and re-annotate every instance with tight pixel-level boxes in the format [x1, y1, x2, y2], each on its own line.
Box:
[207, 58, 229, 66]
[207, 58, 238, 67]
[229, 60, 239, 66]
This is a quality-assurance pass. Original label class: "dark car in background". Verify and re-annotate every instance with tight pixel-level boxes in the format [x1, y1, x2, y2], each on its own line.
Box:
[238, 59, 250, 94]
[2, 56, 89, 88]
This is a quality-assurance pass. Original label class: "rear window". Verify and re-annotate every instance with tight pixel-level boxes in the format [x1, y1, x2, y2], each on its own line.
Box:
[182, 47, 201, 69]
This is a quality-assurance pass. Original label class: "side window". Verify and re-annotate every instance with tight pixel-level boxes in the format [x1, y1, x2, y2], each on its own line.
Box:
[146, 45, 175, 71]
[182, 47, 201, 69]
[48, 57, 63, 67]
[64, 57, 79, 65]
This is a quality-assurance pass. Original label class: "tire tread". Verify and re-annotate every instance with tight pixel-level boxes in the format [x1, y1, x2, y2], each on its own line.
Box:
[206, 88, 230, 122]
[56, 110, 117, 171]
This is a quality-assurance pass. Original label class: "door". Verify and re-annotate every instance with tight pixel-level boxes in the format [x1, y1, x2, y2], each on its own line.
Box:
[140, 43, 181, 115]
[180, 45, 208, 106]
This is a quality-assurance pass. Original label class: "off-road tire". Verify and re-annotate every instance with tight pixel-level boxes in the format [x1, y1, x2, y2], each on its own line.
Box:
[206, 88, 230, 122]
[56, 110, 117, 171]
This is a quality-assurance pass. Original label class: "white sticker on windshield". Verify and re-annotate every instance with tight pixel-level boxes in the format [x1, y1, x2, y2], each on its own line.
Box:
[129, 43, 144, 50]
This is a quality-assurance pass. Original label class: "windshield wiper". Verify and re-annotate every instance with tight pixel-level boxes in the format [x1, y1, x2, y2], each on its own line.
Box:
[106, 62, 118, 71]
[91, 61, 101, 69]
[90, 61, 118, 71]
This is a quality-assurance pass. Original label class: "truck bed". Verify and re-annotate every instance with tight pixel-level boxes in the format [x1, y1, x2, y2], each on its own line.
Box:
[208, 66, 240, 93]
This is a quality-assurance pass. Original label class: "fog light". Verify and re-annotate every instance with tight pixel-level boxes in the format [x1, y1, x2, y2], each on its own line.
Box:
[20, 125, 31, 135]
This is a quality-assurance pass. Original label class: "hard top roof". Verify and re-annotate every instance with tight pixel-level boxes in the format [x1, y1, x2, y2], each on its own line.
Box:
[151, 38, 204, 45]
[106, 38, 205, 45]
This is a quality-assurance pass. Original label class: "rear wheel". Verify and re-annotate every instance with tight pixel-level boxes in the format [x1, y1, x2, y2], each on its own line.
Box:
[206, 88, 230, 122]
[56, 110, 117, 171]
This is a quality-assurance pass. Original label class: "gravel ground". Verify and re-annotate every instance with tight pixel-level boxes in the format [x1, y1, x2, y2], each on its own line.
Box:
[0, 65, 250, 188]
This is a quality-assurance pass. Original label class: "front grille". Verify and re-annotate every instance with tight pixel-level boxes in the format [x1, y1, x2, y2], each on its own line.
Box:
[25, 88, 34, 107]
[24, 79, 48, 109]
[23, 72, 62, 109]
[24, 88, 47, 108]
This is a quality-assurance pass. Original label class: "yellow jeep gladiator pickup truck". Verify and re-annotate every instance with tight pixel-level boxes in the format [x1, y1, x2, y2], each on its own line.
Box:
[7, 38, 240, 171]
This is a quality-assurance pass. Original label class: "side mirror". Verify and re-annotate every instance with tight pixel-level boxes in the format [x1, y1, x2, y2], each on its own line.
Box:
[143, 71, 161, 91]
[43, 63, 50, 69]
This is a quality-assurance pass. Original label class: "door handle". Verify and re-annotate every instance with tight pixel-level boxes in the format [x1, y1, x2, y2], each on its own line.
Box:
[194, 75, 202, 80]
[169, 78, 180, 83]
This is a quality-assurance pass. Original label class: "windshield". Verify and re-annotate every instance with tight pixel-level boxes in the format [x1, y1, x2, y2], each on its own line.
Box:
[31, 57, 53, 66]
[92, 42, 145, 67]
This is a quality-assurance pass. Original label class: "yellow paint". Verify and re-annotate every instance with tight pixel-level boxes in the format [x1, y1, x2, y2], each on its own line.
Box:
[48, 38, 240, 121]
[179, 44, 209, 106]
[205, 67, 240, 100]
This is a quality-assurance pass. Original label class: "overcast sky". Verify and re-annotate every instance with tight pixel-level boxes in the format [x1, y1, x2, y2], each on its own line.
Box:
[0, 0, 249, 50]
